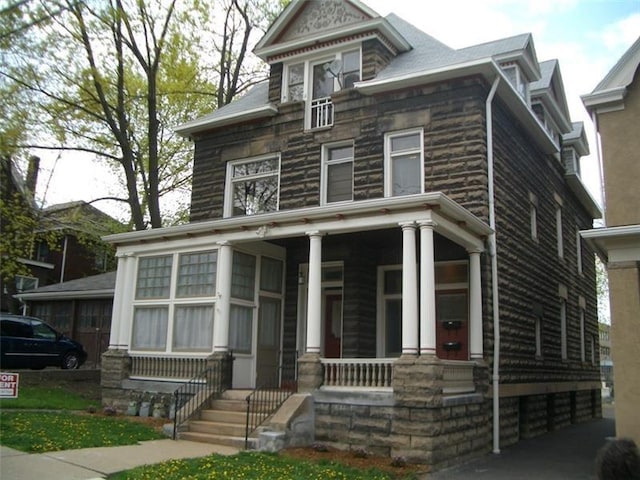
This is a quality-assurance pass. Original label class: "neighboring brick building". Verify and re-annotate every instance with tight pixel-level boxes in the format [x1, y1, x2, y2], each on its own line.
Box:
[102, 0, 602, 469]
[582, 36, 640, 445]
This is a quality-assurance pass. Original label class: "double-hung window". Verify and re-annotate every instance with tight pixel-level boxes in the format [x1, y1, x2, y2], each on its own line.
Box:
[384, 129, 424, 197]
[225, 155, 280, 217]
[322, 143, 354, 204]
[132, 251, 217, 353]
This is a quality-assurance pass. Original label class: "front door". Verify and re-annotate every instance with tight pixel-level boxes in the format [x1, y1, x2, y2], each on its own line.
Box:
[256, 296, 282, 386]
[435, 290, 469, 360]
[323, 292, 342, 358]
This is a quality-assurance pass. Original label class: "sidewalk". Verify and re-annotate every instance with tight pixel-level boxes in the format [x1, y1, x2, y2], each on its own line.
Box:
[0, 439, 239, 480]
[422, 404, 616, 479]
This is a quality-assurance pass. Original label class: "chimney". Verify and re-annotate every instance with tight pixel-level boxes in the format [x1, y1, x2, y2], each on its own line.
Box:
[26, 155, 40, 195]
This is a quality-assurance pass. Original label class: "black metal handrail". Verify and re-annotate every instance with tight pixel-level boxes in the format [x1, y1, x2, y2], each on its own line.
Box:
[244, 350, 297, 449]
[172, 352, 233, 440]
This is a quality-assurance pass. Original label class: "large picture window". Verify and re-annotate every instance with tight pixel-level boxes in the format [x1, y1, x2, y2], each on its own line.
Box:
[384, 130, 424, 197]
[132, 250, 217, 353]
[323, 144, 353, 204]
[225, 156, 280, 217]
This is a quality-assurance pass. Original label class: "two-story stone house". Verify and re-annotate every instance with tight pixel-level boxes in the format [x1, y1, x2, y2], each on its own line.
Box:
[102, 0, 602, 469]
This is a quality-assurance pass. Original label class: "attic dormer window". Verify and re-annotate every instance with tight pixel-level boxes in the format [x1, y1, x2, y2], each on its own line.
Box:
[501, 63, 529, 101]
[282, 47, 361, 129]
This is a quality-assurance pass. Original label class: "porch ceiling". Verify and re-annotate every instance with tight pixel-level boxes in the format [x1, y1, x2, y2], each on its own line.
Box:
[105, 192, 492, 254]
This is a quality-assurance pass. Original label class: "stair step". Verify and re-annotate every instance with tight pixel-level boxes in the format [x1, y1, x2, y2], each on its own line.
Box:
[189, 420, 246, 437]
[200, 409, 247, 423]
[220, 389, 252, 401]
[209, 399, 247, 412]
[179, 431, 257, 449]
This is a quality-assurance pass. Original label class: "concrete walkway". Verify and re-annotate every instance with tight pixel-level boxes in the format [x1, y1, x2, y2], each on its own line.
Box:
[0, 439, 238, 480]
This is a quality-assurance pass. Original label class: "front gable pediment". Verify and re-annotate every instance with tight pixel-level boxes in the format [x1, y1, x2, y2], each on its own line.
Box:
[255, 0, 410, 62]
[279, 0, 372, 43]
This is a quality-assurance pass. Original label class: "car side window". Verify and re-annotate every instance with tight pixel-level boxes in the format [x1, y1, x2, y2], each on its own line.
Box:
[31, 322, 57, 340]
[1, 320, 33, 338]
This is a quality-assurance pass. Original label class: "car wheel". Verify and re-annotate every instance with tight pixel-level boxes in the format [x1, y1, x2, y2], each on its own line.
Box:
[62, 352, 80, 369]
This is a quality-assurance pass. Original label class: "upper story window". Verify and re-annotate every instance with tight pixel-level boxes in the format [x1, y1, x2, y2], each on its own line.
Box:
[282, 47, 361, 130]
[322, 143, 354, 204]
[554, 194, 564, 259]
[384, 129, 424, 197]
[501, 62, 529, 102]
[225, 155, 280, 217]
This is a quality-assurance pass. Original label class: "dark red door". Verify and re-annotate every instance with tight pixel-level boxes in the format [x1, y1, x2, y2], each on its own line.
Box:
[324, 293, 342, 358]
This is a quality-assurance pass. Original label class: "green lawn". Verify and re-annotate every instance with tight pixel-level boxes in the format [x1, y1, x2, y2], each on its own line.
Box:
[0, 385, 100, 410]
[0, 411, 164, 452]
[107, 451, 416, 480]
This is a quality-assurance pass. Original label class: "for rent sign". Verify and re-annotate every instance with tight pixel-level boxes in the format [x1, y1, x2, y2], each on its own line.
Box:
[0, 372, 19, 398]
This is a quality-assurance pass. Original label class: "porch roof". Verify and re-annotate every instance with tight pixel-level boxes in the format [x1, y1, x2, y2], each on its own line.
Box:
[104, 192, 492, 254]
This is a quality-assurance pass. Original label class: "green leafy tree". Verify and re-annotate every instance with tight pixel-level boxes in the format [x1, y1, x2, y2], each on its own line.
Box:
[1, 0, 286, 230]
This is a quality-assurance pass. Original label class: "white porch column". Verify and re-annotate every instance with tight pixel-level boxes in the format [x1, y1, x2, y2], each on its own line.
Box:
[469, 250, 484, 359]
[116, 253, 137, 349]
[419, 221, 437, 356]
[305, 231, 323, 354]
[400, 222, 418, 355]
[214, 242, 233, 353]
[108, 253, 126, 348]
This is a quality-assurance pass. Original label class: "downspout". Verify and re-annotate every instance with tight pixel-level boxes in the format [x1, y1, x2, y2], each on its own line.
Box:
[485, 76, 501, 454]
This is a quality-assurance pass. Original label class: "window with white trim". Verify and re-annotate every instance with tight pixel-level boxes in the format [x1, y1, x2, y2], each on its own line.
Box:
[576, 228, 583, 274]
[579, 306, 586, 362]
[558, 286, 567, 360]
[15, 275, 38, 293]
[501, 62, 529, 101]
[229, 251, 257, 353]
[529, 193, 538, 241]
[384, 129, 424, 197]
[555, 195, 564, 259]
[225, 155, 280, 217]
[322, 143, 354, 204]
[282, 48, 361, 129]
[131, 250, 217, 353]
[378, 266, 402, 357]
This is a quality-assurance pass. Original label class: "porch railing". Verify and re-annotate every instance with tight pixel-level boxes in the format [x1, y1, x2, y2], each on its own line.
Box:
[441, 360, 476, 395]
[321, 358, 395, 389]
[311, 96, 333, 128]
[172, 353, 233, 440]
[130, 355, 208, 380]
[244, 372, 295, 450]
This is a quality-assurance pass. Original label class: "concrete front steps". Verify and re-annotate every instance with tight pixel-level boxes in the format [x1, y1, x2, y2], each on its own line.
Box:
[178, 389, 265, 449]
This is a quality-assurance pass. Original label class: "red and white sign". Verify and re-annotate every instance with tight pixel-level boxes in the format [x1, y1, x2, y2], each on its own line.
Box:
[0, 372, 19, 398]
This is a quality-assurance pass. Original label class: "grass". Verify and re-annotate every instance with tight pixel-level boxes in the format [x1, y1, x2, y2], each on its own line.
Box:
[0, 385, 100, 410]
[107, 451, 416, 480]
[0, 411, 165, 452]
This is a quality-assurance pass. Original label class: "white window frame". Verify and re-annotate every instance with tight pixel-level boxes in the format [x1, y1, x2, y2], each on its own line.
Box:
[576, 227, 583, 274]
[384, 128, 425, 197]
[529, 192, 538, 242]
[130, 249, 218, 355]
[281, 47, 362, 130]
[376, 265, 403, 358]
[555, 194, 564, 259]
[559, 284, 568, 361]
[224, 154, 281, 218]
[501, 62, 529, 103]
[321, 141, 354, 205]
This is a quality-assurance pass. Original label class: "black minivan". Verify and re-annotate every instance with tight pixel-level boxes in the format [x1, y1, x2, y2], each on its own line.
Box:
[0, 314, 88, 369]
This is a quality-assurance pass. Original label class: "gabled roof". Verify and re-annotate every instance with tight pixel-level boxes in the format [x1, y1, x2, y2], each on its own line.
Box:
[457, 33, 541, 81]
[582, 36, 640, 113]
[40, 200, 123, 236]
[254, 0, 410, 61]
[563, 121, 589, 157]
[530, 59, 572, 134]
[15, 271, 116, 301]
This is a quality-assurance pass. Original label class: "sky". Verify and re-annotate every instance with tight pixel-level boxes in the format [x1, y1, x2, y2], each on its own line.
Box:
[35, 0, 640, 221]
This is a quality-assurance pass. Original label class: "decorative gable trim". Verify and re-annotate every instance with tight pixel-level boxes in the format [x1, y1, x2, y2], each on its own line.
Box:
[267, 30, 398, 63]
